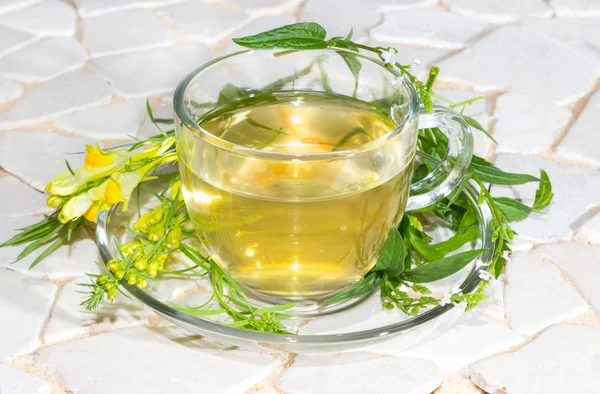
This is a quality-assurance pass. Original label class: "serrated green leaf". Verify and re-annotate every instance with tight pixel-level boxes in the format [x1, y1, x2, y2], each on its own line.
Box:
[401, 249, 484, 283]
[232, 22, 328, 49]
[494, 197, 532, 222]
[532, 169, 553, 211]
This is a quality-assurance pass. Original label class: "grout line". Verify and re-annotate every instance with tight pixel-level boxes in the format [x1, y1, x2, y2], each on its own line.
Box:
[38, 279, 70, 346]
[6, 354, 70, 394]
[246, 352, 295, 394]
[549, 77, 600, 152]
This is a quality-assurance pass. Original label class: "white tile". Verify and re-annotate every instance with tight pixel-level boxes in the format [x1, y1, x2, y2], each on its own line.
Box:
[0, 77, 21, 105]
[0, 268, 56, 361]
[536, 242, 600, 315]
[0, 71, 112, 130]
[81, 9, 175, 57]
[156, 1, 248, 44]
[552, 0, 600, 17]
[0, 24, 38, 57]
[0, 38, 86, 82]
[1, 228, 99, 280]
[398, 313, 523, 374]
[577, 213, 600, 243]
[494, 93, 571, 155]
[74, 0, 186, 18]
[450, 0, 552, 23]
[0, 365, 50, 394]
[0, 175, 50, 217]
[437, 26, 600, 105]
[90, 43, 211, 98]
[0, 131, 93, 191]
[505, 252, 587, 335]
[556, 91, 600, 166]
[371, 8, 488, 49]
[0, 0, 76, 37]
[36, 326, 280, 393]
[44, 276, 155, 345]
[520, 17, 600, 61]
[55, 99, 146, 139]
[470, 324, 600, 394]
[278, 353, 441, 394]
[300, 0, 380, 38]
[492, 153, 600, 243]
[377, 0, 439, 12]
[223, 0, 301, 17]
[0, 0, 43, 15]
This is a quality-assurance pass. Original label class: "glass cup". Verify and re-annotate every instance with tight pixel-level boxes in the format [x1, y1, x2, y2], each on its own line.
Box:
[174, 48, 473, 305]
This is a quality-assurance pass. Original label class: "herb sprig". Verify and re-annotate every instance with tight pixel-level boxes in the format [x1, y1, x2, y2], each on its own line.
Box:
[0, 22, 554, 332]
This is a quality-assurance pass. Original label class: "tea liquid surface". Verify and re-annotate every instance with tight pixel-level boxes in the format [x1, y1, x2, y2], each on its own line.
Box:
[180, 92, 413, 300]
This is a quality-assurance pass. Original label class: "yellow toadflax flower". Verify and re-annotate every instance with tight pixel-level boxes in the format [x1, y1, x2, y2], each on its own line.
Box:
[58, 194, 94, 223]
[46, 144, 132, 197]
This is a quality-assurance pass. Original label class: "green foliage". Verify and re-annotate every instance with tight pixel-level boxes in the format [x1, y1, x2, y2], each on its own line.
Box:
[0, 22, 556, 332]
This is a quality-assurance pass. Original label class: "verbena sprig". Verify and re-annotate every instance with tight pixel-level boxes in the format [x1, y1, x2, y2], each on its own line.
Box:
[0, 22, 554, 332]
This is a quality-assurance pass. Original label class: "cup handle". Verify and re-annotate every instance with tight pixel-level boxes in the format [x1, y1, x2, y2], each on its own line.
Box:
[405, 105, 474, 212]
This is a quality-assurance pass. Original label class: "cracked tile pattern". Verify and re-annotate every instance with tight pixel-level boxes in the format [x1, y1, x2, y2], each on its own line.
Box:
[0, 1, 600, 393]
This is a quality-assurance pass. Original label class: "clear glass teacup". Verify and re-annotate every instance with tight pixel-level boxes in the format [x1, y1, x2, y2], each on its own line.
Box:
[173, 48, 472, 304]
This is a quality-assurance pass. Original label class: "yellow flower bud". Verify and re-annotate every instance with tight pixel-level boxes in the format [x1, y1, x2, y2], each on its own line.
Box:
[58, 194, 93, 223]
[46, 195, 65, 208]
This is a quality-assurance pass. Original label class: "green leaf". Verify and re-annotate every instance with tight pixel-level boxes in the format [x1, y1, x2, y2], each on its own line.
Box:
[331, 126, 368, 151]
[494, 197, 532, 222]
[372, 229, 406, 275]
[217, 83, 248, 104]
[65, 159, 75, 175]
[29, 234, 67, 269]
[472, 156, 539, 185]
[338, 50, 362, 96]
[425, 66, 439, 92]
[429, 224, 480, 258]
[420, 88, 433, 114]
[232, 22, 328, 49]
[324, 273, 381, 304]
[463, 115, 497, 143]
[532, 169, 553, 211]
[401, 249, 484, 283]
[146, 98, 165, 136]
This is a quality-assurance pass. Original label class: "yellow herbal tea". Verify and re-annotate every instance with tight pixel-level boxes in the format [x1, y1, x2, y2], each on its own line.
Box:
[179, 92, 414, 300]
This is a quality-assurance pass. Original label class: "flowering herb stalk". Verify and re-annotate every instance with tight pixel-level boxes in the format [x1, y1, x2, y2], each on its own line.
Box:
[0, 22, 553, 333]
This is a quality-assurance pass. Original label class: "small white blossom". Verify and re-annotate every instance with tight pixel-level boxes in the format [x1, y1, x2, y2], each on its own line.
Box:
[479, 270, 493, 281]
[503, 250, 512, 264]
[413, 56, 421, 66]
[439, 292, 452, 306]
[451, 285, 463, 296]
[381, 48, 396, 65]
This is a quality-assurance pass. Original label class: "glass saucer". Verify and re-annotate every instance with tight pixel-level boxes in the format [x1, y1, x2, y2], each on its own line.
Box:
[96, 175, 493, 353]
